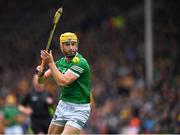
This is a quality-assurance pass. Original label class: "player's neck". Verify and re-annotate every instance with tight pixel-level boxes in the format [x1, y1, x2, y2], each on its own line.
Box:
[65, 52, 78, 63]
[65, 57, 73, 63]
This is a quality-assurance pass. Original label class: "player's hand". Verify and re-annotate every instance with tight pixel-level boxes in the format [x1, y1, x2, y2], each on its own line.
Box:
[36, 65, 45, 77]
[40, 50, 54, 65]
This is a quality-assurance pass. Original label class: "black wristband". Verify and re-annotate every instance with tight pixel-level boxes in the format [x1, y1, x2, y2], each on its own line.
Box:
[36, 68, 45, 77]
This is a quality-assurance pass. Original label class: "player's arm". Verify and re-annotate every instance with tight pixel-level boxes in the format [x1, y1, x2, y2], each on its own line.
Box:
[40, 50, 78, 86]
[49, 62, 78, 86]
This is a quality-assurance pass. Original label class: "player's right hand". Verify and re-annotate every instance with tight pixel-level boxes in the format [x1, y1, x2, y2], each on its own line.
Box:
[36, 65, 45, 77]
[40, 50, 54, 65]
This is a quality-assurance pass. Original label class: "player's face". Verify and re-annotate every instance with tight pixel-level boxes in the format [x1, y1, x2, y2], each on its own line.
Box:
[61, 41, 78, 58]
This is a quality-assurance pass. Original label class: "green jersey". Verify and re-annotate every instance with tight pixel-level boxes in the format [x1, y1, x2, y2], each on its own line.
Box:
[55, 53, 90, 104]
[2, 105, 20, 126]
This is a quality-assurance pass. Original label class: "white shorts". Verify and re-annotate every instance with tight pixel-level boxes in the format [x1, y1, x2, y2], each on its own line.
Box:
[51, 100, 91, 130]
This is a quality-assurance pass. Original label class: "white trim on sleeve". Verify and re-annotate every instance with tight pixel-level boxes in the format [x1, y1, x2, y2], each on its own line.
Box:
[66, 69, 80, 77]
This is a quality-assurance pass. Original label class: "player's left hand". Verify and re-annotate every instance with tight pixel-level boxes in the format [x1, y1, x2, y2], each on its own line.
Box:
[36, 65, 45, 77]
[40, 50, 54, 65]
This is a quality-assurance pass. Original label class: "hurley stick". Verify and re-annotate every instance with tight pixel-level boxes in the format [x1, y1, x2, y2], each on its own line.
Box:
[40, 7, 63, 67]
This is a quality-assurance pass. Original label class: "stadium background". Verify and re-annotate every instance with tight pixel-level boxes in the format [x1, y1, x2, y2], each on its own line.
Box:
[0, 0, 180, 134]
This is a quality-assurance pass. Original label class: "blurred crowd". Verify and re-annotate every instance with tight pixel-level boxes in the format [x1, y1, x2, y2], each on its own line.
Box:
[0, 0, 180, 134]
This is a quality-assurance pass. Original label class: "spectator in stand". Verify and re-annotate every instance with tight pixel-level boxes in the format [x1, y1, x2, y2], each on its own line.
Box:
[2, 94, 24, 134]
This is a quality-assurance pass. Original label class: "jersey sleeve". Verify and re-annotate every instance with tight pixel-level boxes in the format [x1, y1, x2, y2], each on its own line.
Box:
[68, 59, 88, 77]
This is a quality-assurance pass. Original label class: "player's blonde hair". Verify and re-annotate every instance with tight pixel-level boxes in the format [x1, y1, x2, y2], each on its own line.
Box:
[60, 32, 78, 47]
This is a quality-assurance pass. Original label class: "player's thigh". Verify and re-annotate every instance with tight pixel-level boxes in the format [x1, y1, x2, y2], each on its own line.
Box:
[62, 124, 80, 134]
[48, 123, 64, 134]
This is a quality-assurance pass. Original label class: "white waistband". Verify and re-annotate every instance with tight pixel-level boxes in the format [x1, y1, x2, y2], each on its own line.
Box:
[60, 100, 90, 108]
